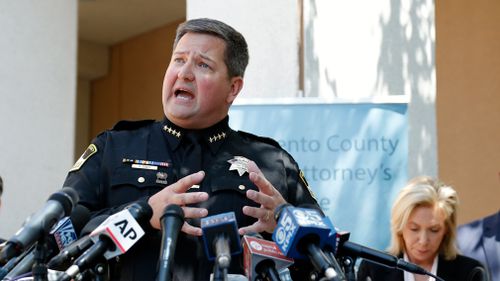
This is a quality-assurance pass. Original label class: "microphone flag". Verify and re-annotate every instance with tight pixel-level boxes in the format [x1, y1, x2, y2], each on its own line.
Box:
[272, 206, 331, 259]
[242, 235, 293, 281]
[89, 208, 145, 259]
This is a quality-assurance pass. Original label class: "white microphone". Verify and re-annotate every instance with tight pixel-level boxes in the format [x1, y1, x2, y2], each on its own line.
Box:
[57, 201, 152, 281]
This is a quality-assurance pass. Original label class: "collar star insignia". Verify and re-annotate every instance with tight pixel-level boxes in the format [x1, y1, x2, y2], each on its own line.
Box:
[209, 132, 227, 143]
[227, 156, 250, 176]
[163, 125, 181, 138]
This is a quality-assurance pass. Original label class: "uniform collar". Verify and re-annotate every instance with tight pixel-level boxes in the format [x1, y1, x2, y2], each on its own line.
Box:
[161, 116, 230, 154]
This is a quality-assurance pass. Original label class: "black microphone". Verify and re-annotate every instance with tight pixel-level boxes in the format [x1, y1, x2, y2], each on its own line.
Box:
[1, 204, 91, 280]
[339, 241, 428, 275]
[0, 187, 79, 264]
[0, 244, 35, 280]
[57, 201, 153, 281]
[47, 214, 109, 271]
[156, 204, 184, 281]
[318, 215, 429, 276]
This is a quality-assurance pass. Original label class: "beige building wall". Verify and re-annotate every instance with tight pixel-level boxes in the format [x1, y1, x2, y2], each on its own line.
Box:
[436, 1, 500, 224]
[89, 21, 182, 138]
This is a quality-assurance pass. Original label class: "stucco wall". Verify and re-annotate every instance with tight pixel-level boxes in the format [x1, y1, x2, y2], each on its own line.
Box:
[0, 1, 78, 238]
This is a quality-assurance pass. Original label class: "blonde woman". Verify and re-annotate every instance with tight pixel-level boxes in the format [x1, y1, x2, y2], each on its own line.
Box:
[357, 176, 487, 281]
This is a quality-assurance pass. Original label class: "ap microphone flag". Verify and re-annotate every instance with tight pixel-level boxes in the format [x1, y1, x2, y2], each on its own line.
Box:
[89, 207, 146, 259]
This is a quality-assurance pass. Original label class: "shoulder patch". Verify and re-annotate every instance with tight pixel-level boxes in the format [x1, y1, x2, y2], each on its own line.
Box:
[112, 119, 156, 131]
[237, 130, 281, 148]
[300, 170, 317, 201]
[69, 144, 97, 172]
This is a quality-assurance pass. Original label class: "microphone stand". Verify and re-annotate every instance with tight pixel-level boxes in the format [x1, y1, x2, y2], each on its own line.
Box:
[92, 261, 109, 281]
[339, 256, 356, 281]
[212, 262, 228, 281]
[32, 237, 49, 281]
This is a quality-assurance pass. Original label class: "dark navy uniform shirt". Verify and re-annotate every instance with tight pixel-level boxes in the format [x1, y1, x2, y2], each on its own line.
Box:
[64, 116, 318, 281]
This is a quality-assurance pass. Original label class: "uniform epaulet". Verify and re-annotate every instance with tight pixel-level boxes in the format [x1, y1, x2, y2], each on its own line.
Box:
[237, 130, 281, 148]
[111, 120, 156, 131]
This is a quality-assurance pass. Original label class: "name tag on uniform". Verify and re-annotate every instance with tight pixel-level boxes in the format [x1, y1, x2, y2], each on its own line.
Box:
[131, 163, 158, 170]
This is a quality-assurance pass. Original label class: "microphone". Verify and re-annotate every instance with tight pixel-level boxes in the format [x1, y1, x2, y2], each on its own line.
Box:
[0, 245, 35, 280]
[272, 205, 341, 280]
[201, 212, 242, 278]
[319, 215, 428, 275]
[296, 204, 347, 281]
[156, 204, 184, 281]
[58, 200, 153, 281]
[0, 204, 90, 280]
[47, 215, 109, 271]
[51, 205, 91, 251]
[339, 240, 427, 275]
[242, 234, 293, 281]
[0, 187, 79, 264]
[332, 230, 444, 281]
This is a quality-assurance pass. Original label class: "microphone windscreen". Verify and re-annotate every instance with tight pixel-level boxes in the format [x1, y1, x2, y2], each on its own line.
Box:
[70, 205, 91, 234]
[50, 206, 90, 250]
[47, 189, 76, 216]
[80, 215, 109, 236]
[161, 204, 184, 220]
[124, 200, 153, 224]
[60, 187, 79, 205]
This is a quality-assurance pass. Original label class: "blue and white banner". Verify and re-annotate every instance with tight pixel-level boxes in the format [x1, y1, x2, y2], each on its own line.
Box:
[229, 103, 408, 250]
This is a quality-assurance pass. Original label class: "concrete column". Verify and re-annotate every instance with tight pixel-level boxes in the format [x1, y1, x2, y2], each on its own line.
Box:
[0, 0, 78, 238]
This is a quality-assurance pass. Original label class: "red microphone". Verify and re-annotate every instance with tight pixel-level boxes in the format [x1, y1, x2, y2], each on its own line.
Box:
[242, 235, 293, 281]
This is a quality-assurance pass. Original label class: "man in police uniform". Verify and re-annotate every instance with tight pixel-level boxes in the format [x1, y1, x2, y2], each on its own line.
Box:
[65, 18, 318, 280]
